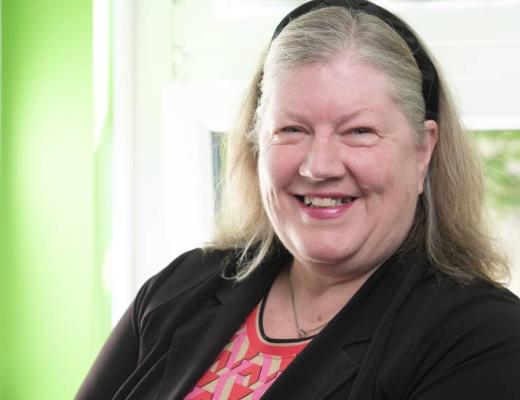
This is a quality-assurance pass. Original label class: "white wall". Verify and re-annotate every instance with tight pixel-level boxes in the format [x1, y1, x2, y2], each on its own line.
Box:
[390, 0, 520, 130]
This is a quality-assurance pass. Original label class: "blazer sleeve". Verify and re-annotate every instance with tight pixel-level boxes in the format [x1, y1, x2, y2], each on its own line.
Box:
[407, 288, 520, 400]
[75, 249, 199, 399]
[75, 304, 140, 399]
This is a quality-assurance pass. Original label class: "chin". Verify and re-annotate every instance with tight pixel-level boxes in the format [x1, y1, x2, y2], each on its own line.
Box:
[293, 243, 360, 267]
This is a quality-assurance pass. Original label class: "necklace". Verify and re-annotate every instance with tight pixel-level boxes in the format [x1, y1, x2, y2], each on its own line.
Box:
[287, 269, 331, 338]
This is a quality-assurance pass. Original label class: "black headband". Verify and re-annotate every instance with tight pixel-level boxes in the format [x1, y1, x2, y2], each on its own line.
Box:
[271, 0, 439, 121]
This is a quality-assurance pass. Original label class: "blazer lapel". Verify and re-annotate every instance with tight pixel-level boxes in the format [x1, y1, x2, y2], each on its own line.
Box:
[153, 247, 426, 400]
[155, 249, 286, 400]
[263, 252, 410, 400]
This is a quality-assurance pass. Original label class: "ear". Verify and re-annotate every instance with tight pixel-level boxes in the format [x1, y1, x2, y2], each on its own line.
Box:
[416, 119, 438, 194]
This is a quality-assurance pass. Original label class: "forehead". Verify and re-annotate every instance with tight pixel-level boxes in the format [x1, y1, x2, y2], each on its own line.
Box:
[264, 52, 396, 122]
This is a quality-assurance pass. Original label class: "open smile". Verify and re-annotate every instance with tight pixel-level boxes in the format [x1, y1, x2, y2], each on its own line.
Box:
[295, 195, 357, 208]
[293, 195, 358, 220]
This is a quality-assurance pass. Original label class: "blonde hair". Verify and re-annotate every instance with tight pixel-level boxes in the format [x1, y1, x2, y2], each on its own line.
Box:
[210, 7, 509, 283]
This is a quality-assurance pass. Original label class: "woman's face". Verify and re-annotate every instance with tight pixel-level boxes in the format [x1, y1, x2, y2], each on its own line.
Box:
[257, 53, 437, 280]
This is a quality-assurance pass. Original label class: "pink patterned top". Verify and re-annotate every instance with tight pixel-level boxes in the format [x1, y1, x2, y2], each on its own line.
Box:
[185, 302, 309, 400]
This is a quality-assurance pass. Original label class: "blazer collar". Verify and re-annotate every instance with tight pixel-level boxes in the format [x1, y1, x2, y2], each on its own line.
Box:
[154, 248, 289, 400]
[156, 248, 426, 400]
[264, 251, 413, 399]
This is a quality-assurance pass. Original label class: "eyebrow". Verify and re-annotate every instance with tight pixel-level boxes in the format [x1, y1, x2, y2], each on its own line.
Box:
[273, 106, 380, 125]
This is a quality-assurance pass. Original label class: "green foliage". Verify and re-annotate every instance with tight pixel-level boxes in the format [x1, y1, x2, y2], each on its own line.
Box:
[474, 131, 520, 209]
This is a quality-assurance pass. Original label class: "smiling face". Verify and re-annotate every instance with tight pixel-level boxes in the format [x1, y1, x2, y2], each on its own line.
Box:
[257, 52, 437, 281]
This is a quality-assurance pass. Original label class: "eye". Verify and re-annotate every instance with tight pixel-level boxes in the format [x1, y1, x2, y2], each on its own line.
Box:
[269, 125, 307, 143]
[352, 127, 372, 135]
[280, 126, 304, 134]
[341, 126, 380, 146]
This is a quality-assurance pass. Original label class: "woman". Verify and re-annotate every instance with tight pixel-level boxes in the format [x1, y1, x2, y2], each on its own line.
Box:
[77, 1, 520, 399]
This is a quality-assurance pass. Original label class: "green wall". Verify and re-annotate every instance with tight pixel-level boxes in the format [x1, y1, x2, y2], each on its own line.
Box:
[0, 1, 110, 398]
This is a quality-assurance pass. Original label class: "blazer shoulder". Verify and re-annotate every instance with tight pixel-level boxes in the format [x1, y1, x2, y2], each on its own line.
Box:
[133, 248, 235, 324]
[394, 272, 520, 365]
[380, 273, 520, 398]
[424, 272, 519, 315]
[404, 270, 520, 337]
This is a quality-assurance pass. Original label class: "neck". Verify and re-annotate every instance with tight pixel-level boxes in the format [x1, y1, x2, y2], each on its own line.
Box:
[288, 257, 378, 301]
[261, 257, 383, 340]
[284, 259, 376, 337]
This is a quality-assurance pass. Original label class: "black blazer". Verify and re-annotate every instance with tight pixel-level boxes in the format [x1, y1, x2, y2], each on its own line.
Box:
[77, 248, 520, 399]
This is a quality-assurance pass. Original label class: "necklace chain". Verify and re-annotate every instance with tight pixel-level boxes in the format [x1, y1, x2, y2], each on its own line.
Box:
[287, 269, 331, 338]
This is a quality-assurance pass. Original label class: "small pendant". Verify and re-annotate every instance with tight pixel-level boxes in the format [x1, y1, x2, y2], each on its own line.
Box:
[298, 329, 307, 338]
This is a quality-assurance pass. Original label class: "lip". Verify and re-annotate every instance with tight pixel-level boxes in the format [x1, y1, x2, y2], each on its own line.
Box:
[294, 194, 356, 220]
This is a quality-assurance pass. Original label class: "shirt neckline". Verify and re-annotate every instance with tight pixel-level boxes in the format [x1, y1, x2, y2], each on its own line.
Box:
[245, 300, 310, 357]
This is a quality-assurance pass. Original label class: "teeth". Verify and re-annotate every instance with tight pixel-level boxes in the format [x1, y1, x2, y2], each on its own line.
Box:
[303, 196, 354, 208]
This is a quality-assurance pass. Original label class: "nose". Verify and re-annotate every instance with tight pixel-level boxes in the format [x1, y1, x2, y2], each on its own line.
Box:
[299, 136, 346, 181]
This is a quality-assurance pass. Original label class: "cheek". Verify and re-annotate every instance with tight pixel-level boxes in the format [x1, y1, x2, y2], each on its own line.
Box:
[347, 150, 395, 193]
[257, 160, 271, 208]
[381, 151, 424, 206]
[257, 147, 275, 186]
[257, 152, 287, 230]
[353, 148, 418, 198]
[257, 147, 283, 208]
[258, 143, 301, 186]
